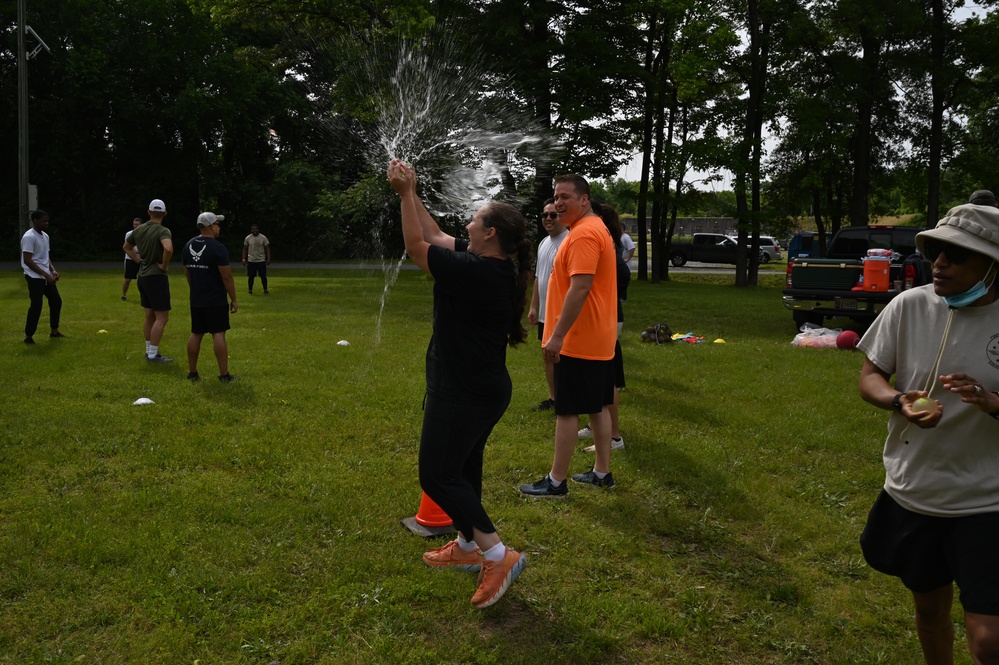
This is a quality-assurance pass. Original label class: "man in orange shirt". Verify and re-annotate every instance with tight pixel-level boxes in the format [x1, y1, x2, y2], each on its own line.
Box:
[519, 174, 619, 497]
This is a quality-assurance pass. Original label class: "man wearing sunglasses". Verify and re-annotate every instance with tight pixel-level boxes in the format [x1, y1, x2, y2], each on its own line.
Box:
[857, 197, 999, 664]
[528, 198, 568, 412]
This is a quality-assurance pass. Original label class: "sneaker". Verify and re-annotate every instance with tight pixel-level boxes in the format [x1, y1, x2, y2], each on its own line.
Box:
[186, 372, 200, 382]
[248, 289, 253, 294]
[49, 331, 66, 338]
[571, 468, 615, 489]
[423, 540, 482, 572]
[146, 353, 172, 363]
[518, 475, 568, 498]
[471, 548, 526, 608]
[578, 425, 593, 439]
[121, 296, 127, 301]
[218, 373, 240, 383]
[24, 337, 35, 345]
[532, 398, 555, 412]
[583, 437, 625, 453]
[263, 290, 269, 294]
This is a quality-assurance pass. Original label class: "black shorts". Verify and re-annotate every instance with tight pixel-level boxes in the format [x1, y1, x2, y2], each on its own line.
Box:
[553, 355, 615, 416]
[124, 260, 140, 280]
[247, 261, 267, 278]
[137, 274, 171, 311]
[860, 489, 999, 615]
[537, 321, 546, 342]
[613, 340, 625, 389]
[190, 305, 230, 335]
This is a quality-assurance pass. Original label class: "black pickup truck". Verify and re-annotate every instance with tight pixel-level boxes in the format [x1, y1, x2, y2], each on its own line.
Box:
[669, 233, 765, 266]
[781, 226, 931, 330]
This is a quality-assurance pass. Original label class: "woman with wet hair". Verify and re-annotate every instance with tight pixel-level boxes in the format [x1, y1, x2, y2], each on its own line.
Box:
[387, 159, 530, 609]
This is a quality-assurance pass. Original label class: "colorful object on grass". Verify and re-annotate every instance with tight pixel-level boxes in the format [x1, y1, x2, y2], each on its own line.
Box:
[672, 332, 704, 344]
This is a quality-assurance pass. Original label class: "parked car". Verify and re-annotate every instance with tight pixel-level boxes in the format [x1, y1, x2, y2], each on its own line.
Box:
[759, 236, 782, 263]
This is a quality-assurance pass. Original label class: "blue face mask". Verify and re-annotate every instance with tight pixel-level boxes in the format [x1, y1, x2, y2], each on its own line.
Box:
[943, 263, 997, 308]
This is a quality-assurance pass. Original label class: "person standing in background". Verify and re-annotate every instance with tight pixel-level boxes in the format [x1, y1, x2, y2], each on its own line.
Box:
[21, 210, 64, 344]
[183, 212, 239, 383]
[528, 198, 568, 412]
[242, 225, 271, 294]
[124, 199, 173, 362]
[519, 174, 619, 498]
[121, 218, 142, 301]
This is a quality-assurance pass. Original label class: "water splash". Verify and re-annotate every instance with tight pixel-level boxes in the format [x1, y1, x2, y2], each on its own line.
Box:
[298, 23, 555, 343]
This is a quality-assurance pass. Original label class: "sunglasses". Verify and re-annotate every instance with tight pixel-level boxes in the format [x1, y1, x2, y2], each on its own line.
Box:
[923, 239, 973, 264]
[541, 212, 558, 220]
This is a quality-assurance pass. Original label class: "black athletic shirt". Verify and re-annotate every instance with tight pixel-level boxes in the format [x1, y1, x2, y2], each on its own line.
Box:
[425, 239, 515, 403]
[182, 236, 230, 308]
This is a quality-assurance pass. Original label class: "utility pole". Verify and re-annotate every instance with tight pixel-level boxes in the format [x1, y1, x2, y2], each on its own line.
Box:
[17, 0, 50, 239]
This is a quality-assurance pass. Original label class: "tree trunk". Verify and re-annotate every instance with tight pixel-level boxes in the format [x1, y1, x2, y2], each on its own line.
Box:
[850, 27, 881, 227]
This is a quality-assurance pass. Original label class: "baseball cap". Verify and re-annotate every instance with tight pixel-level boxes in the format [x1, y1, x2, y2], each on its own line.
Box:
[197, 212, 225, 227]
[148, 199, 166, 212]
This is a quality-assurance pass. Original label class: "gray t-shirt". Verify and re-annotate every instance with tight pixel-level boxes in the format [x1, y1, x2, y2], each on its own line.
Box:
[535, 229, 568, 324]
[858, 284, 999, 516]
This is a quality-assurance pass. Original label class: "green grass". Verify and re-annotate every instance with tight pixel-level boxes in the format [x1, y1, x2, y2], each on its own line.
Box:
[0, 267, 970, 664]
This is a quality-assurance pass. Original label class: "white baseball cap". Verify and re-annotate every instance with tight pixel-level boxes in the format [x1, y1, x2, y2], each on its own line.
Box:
[197, 212, 225, 227]
[148, 199, 166, 212]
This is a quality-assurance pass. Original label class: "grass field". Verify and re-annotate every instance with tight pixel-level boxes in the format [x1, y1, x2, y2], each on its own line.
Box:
[0, 266, 969, 664]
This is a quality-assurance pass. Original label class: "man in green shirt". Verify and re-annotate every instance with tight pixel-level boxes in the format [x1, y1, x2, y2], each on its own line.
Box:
[124, 199, 174, 362]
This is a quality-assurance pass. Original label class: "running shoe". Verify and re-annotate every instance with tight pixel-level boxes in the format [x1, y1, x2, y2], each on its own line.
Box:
[423, 540, 482, 572]
[584, 437, 625, 453]
[518, 475, 568, 498]
[471, 548, 526, 608]
[571, 468, 616, 489]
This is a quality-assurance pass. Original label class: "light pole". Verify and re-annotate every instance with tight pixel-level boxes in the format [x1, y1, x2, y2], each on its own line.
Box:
[17, 0, 49, 238]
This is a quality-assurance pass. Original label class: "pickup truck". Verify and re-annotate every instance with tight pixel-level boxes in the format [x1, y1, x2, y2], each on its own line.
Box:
[669, 233, 766, 266]
[781, 226, 931, 330]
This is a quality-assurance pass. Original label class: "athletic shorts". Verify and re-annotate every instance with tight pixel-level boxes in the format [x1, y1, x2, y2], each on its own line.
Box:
[613, 340, 625, 389]
[537, 321, 546, 342]
[124, 260, 140, 280]
[553, 355, 615, 416]
[137, 274, 171, 311]
[860, 489, 999, 615]
[247, 261, 267, 278]
[190, 305, 231, 335]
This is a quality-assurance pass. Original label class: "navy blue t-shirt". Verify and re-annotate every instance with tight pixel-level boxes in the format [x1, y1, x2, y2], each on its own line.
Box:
[182, 236, 230, 307]
[425, 239, 516, 404]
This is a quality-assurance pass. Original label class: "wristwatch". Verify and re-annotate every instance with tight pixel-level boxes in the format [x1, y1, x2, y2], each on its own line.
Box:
[892, 393, 904, 411]
[991, 392, 999, 420]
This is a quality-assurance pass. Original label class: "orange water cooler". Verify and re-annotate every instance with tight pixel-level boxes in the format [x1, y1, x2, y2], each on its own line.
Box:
[863, 256, 890, 292]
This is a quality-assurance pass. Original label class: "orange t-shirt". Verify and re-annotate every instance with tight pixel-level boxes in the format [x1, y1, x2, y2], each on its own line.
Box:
[542, 214, 618, 360]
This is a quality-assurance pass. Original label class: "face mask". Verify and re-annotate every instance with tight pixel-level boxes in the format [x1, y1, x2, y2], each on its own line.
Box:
[943, 262, 997, 308]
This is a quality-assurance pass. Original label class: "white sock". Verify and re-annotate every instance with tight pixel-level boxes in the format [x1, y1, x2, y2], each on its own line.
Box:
[456, 535, 478, 552]
[548, 474, 563, 488]
[481, 542, 506, 563]
[145, 341, 152, 355]
[593, 469, 608, 479]
[148, 345, 158, 358]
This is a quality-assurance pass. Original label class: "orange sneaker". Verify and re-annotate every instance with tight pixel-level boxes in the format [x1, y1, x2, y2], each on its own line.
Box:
[471, 548, 526, 608]
[423, 540, 482, 572]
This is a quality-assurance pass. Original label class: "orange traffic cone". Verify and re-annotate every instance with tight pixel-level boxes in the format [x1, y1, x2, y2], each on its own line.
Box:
[414, 492, 452, 527]
[402, 491, 455, 537]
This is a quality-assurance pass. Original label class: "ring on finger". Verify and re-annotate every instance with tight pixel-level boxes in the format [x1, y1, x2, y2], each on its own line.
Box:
[974, 385, 983, 396]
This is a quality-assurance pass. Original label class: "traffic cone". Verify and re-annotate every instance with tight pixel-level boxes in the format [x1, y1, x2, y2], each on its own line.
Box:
[401, 491, 455, 538]
[414, 492, 452, 527]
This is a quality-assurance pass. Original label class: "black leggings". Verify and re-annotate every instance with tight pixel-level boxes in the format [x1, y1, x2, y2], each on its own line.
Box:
[419, 392, 510, 541]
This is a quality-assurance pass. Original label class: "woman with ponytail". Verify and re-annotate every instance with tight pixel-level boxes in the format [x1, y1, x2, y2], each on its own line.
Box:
[387, 159, 529, 609]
